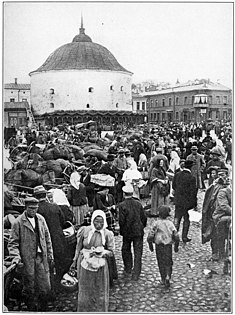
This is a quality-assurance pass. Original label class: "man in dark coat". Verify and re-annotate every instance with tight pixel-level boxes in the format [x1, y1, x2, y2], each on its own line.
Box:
[34, 185, 66, 283]
[118, 185, 147, 281]
[98, 154, 116, 197]
[172, 160, 197, 245]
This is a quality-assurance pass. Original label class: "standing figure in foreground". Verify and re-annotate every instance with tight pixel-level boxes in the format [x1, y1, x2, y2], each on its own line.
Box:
[150, 159, 170, 216]
[70, 210, 115, 312]
[147, 205, 180, 288]
[118, 185, 147, 281]
[7, 197, 54, 311]
[172, 160, 197, 245]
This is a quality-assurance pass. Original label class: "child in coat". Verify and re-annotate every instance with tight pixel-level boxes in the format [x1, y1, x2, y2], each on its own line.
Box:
[147, 205, 179, 288]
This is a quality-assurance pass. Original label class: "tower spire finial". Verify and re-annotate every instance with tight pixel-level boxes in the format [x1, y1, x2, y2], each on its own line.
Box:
[80, 13, 85, 34]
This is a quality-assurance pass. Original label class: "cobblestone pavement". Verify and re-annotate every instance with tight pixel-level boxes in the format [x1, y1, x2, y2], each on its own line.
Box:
[8, 190, 231, 312]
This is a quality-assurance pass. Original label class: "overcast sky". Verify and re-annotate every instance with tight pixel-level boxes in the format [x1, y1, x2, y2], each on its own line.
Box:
[3, 2, 233, 87]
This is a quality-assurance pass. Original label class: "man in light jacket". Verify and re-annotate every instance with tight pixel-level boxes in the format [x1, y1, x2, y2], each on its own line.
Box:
[8, 197, 54, 311]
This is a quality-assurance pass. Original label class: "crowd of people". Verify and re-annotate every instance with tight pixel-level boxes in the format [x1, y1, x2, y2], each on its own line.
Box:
[4, 119, 232, 312]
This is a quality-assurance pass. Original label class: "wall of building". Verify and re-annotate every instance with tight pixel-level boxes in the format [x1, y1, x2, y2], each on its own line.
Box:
[30, 70, 132, 115]
[147, 88, 232, 123]
[4, 89, 30, 104]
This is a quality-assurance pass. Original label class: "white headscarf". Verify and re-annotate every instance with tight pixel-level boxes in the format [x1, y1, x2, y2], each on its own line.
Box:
[70, 171, 81, 190]
[87, 210, 108, 246]
[122, 159, 142, 184]
[48, 188, 70, 206]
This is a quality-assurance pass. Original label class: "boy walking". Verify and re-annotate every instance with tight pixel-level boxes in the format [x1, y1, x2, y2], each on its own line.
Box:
[147, 205, 179, 288]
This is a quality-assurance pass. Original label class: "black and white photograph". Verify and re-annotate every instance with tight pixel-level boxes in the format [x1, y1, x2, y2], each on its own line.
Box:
[3, 1, 232, 312]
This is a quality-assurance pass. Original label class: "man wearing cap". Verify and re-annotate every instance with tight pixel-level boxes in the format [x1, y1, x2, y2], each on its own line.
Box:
[186, 145, 206, 190]
[118, 185, 147, 281]
[202, 168, 230, 261]
[172, 160, 197, 246]
[205, 147, 226, 186]
[8, 197, 54, 311]
[34, 185, 66, 285]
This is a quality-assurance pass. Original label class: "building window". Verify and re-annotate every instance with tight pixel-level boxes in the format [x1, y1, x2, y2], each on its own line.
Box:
[142, 102, 145, 110]
[150, 113, 153, 121]
[50, 103, 54, 108]
[208, 95, 212, 104]
[23, 91, 25, 94]
[88, 87, 94, 93]
[11, 91, 13, 93]
[86, 104, 90, 108]
[176, 112, 179, 120]
[169, 98, 172, 106]
[208, 111, 212, 119]
[223, 111, 227, 120]
[137, 102, 140, 110]
[157, 113, 160, 121]
[116, 103, 119, 108]
[10, 98, 15, 102]
[150, 100, 153, 107]
[176, 97, 179, 106]
[191, 111, 194, 119]
[155, 99, 158, 107]
[223, 96, 228, 104]
[216, 96, 220, 104]
[120, 86, 123, 91]
[184, 97, 187, 105]
[19, 118, 23, 125]
[110, 85, 114, 91]
[50, 88, 54, 94]
[162, 99, 165, 107]
[153, 113, 156, 121]
[162, 113, 165, 121]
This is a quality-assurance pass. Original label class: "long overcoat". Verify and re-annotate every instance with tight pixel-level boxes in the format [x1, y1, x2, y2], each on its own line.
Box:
[8, 212, 53, 276]
[172, 170, 197, 215]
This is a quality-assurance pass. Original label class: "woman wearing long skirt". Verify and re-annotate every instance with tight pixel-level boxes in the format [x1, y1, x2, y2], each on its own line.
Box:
[70, 210, 115, 312]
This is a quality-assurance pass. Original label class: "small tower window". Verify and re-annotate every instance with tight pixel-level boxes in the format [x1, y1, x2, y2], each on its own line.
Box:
[86, 104, 90, 108]
[88, 87, 94, 93]
[116, 103, 119, 108]
[110, 85, 114, 91]
[10, 98, 15, 102]
[50, 103, 54, 108]
[50, 88, 55, 94]
[120, 86, 123, 91]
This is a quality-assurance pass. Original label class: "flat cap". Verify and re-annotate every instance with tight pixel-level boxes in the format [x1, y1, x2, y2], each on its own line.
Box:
[217, 168, 228, 175]
[122, 185, 134, 194]
[25, 196, 39, 205]
[191, 146, 198, 150]
[34, 185, 47, 195]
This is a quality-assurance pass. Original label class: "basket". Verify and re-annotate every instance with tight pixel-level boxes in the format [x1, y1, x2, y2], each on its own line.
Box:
[60, 272, 78, 292]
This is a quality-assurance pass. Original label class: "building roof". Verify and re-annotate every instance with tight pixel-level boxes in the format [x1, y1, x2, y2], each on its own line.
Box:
[30, 21, 132, 75]
[4, 101, 29, 109]
[143, 82, 231, 96]
[4, 83, 30, 90]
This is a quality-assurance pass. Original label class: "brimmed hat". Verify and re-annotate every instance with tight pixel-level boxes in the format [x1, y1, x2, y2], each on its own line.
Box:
[191, 146, 198, 151]
[156, 147, 163, 153]
[122, 185, 134, 194]
[217, 168, 228, 175]
[73, 159, 86, 166]
[124, 149, 131, 155]
[184, 160, 194, 169]
[118, 148, 125, 154]
[107, 154, 115, 161]
[34, 185, 47, 195]
[76, 165, 87, 173]
[211, 147, 221, 156]
[25, 196, 39, 206]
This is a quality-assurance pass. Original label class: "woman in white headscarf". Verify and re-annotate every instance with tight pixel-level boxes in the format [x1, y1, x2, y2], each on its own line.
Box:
[122, 159, 143, 199]
[70, 210, 115, 312]
[67, 171, 88, 225]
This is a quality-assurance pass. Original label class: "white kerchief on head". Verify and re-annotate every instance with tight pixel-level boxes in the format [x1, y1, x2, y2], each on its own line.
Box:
[88, 210, 108, 245]
[70, 171, 81, 190]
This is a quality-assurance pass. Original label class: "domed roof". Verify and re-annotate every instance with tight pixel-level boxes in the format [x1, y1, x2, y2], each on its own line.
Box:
[30, 20, 132, 75]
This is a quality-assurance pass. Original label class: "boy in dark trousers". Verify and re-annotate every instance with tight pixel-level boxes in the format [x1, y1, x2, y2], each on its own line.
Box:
[147, 205, 179, 288]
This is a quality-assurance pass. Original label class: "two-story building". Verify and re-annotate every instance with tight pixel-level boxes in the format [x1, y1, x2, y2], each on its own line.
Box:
[132, 92, 148, 123]
[4, 78, 33, 128]
[143, 80, 232, 123]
